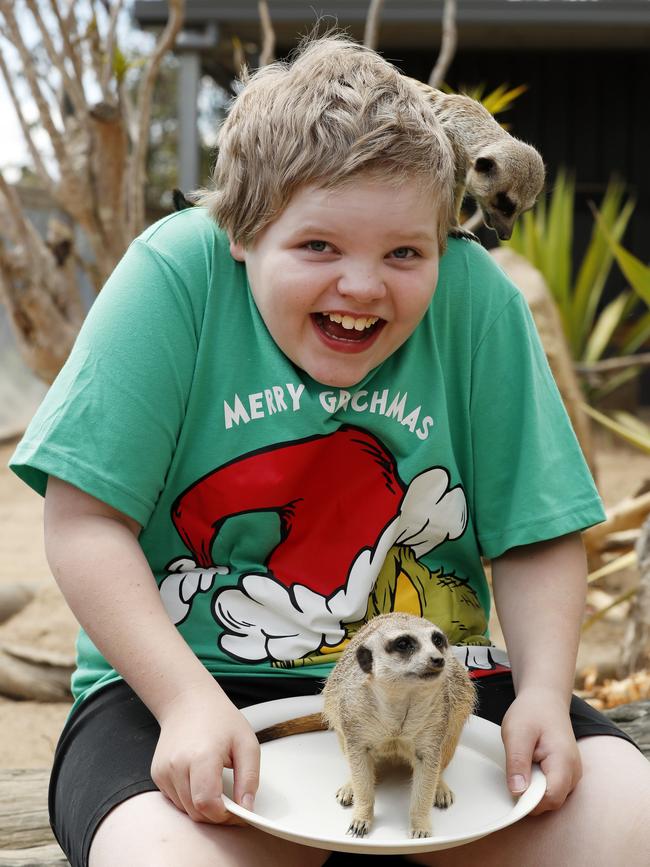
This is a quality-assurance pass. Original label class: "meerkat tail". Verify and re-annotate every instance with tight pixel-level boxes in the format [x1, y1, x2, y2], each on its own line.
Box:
[256, 712, 328, 743]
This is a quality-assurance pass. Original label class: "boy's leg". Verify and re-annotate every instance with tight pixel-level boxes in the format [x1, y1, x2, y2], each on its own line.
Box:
[89, 790, 331, 867]
[407, 735, 650, 867]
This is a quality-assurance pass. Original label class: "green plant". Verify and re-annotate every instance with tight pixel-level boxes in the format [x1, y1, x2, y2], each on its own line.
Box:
[503, 172, 640, 366]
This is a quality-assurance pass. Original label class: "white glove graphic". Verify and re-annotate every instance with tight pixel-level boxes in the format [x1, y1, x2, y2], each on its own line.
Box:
[160, 557, 229, 624]
[394, 468, 467, 557]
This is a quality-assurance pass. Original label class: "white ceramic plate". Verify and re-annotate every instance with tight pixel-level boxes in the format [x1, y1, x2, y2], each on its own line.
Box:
[222, 694, 546, 855]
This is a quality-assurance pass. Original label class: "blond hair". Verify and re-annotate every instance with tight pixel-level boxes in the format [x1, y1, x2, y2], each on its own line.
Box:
[197, 34, 455, 250]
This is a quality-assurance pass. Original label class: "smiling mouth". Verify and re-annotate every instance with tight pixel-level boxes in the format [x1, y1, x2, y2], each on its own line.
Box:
[312, 312, 384, 344]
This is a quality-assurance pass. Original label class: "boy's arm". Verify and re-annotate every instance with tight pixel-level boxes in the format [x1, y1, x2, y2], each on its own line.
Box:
[491, 531, 588, 814]
[44, 476, 260, 823]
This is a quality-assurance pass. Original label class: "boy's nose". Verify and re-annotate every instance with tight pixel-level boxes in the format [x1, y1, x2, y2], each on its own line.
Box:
[337, 266, 386, 302]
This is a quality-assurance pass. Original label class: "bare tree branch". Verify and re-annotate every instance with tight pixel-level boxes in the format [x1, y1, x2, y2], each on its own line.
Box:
[100, 0, 125, 97]
[87, 1, 107, 85]
[232, 35, 246, 79]
[0, 3, 71, 175]
[258, 0, 276, 66]
[575, 354, 650, 375]
[127, 0, 185, 237]
[363, 0, 385, 50]
[429, 0, 457, 88]
[0, 50, 55, 193]
[24, 0, 87, 116]
[50, 0, 84, 85]
[0, 173, 32, 243]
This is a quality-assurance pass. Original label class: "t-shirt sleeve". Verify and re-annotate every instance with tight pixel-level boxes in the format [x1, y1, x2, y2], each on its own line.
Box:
[9, 237, 201, 527]
[469, 287, 605, 559]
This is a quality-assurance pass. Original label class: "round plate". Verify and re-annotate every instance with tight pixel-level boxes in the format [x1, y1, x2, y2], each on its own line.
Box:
[222, 694, 546, 854]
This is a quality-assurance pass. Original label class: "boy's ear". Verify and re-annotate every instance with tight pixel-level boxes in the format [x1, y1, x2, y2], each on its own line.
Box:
[229, 238, 246, 262]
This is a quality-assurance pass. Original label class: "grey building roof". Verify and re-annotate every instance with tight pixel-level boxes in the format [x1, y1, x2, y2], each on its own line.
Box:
[133, 1, 650, 49]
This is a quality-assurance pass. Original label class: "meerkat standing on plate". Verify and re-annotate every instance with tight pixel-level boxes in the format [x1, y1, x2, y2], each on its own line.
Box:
[322, 612, 476, 839]
[408, 79, 545, 241]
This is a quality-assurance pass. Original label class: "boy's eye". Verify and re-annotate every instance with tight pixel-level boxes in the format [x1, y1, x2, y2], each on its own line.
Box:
[306, 240, 331, 253]
[391, 247, 417, 259]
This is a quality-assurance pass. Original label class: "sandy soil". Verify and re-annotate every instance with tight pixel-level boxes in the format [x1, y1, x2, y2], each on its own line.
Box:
[0, 427, 648, 769]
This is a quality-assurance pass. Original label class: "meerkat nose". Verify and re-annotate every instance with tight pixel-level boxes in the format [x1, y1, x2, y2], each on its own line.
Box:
[429, 657, 445, 669]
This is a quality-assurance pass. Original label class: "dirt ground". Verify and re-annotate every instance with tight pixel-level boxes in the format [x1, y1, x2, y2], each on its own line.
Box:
[0, 427, 648, 769]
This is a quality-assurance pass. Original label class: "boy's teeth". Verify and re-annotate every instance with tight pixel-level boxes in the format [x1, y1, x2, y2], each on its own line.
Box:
[323, 312, 378, 330]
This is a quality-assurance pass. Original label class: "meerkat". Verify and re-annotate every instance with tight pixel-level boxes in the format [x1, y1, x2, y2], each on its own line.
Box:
[407, 78, 545, 241]
[257, 612, 476, 839]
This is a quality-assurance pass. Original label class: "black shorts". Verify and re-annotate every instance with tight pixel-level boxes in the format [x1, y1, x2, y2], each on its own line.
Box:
[49, 674, 637, 867]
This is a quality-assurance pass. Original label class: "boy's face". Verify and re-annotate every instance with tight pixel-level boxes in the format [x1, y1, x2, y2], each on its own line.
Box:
[230, 175, 440, 388]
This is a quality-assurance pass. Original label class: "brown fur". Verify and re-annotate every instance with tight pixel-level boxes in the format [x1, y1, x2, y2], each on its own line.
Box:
[408, 79, 545, 240]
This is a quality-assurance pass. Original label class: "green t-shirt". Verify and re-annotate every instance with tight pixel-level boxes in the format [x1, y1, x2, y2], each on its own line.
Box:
[10, 207, 605, 708]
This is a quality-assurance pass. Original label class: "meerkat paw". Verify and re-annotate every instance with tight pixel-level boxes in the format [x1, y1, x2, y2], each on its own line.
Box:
[336, 782, 355, 807]
[347, 817, 372, 837]
[410, 820, 433, 838]
[448, 226, 480, 243]
[434, 780, 455, 809]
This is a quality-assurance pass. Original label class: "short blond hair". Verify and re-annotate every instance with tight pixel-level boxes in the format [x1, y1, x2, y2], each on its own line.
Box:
[197, 34, 455, 250]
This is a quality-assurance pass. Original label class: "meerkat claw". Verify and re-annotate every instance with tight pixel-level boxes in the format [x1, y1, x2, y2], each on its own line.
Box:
[448, 226, 480, 243]
[347, 819, 370, 837]
[336, 784, 354, 807]
[410, 827, 433, 839]
[434, 781, 455, 809]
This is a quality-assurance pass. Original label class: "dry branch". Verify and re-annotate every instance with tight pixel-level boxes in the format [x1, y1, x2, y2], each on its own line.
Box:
[258, 0, 275, 66]
[363, 0, 385, 49]
[25, 0, 87, 116]
[100, 0, 125, 96]
[429, 0, 457, 88]
[583, 492, 650, 554]
[128, 0, 185, 238]
[0, 585, 35, 625]
[0, 0, 186, 382]
[0, 644, 73, 701]
[620, 517, 650, 676]
[0, 45, 54, 193]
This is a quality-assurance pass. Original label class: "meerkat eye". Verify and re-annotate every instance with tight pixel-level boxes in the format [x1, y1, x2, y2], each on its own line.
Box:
[494, 192, 516, 217]
[388, 634, 417, 654]
[431, 631, 448, 651]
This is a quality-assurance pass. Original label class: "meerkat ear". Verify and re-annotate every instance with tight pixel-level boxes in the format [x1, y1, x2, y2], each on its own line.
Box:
[356, 645, 373, 673]
[475, 156, 496, 174]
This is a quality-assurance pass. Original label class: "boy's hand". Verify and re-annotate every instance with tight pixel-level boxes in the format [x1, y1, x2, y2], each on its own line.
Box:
[500, 688, 582, 815]
[151, 687, 261, 824]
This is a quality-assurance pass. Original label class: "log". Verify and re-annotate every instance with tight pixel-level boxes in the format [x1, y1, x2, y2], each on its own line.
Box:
[0, 585, 35, 626]
[0, 702, 646, 863]
[620, 517, 650, 676]
[604, 700, 650, 760]
[0, 769, 56, 849]
[0, 645, 73, 701]
[0, 844, 68, 866]
[584, 491, 650, 554]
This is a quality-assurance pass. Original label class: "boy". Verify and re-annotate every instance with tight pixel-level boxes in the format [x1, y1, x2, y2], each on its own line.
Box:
[10, 34, 649, 867]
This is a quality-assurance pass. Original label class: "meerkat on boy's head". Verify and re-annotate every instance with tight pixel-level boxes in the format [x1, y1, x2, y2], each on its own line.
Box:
[322, 612, 476, 839]
[408, 79, 545, 241]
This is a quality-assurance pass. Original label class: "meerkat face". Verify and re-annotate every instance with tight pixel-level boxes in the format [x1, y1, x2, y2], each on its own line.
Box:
[356, 621, 450, 683]
[467, 144, 545, 240]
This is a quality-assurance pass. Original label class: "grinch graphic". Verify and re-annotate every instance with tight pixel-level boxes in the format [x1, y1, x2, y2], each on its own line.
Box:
[159, 426, 494, 670]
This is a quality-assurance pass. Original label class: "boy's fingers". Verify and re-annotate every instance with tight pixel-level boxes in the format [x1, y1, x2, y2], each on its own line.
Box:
[232, 734, 261, 812]
[188, 761, 231, 823]
[531, 748, 581, 815]
[501, 725, 536, 796]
